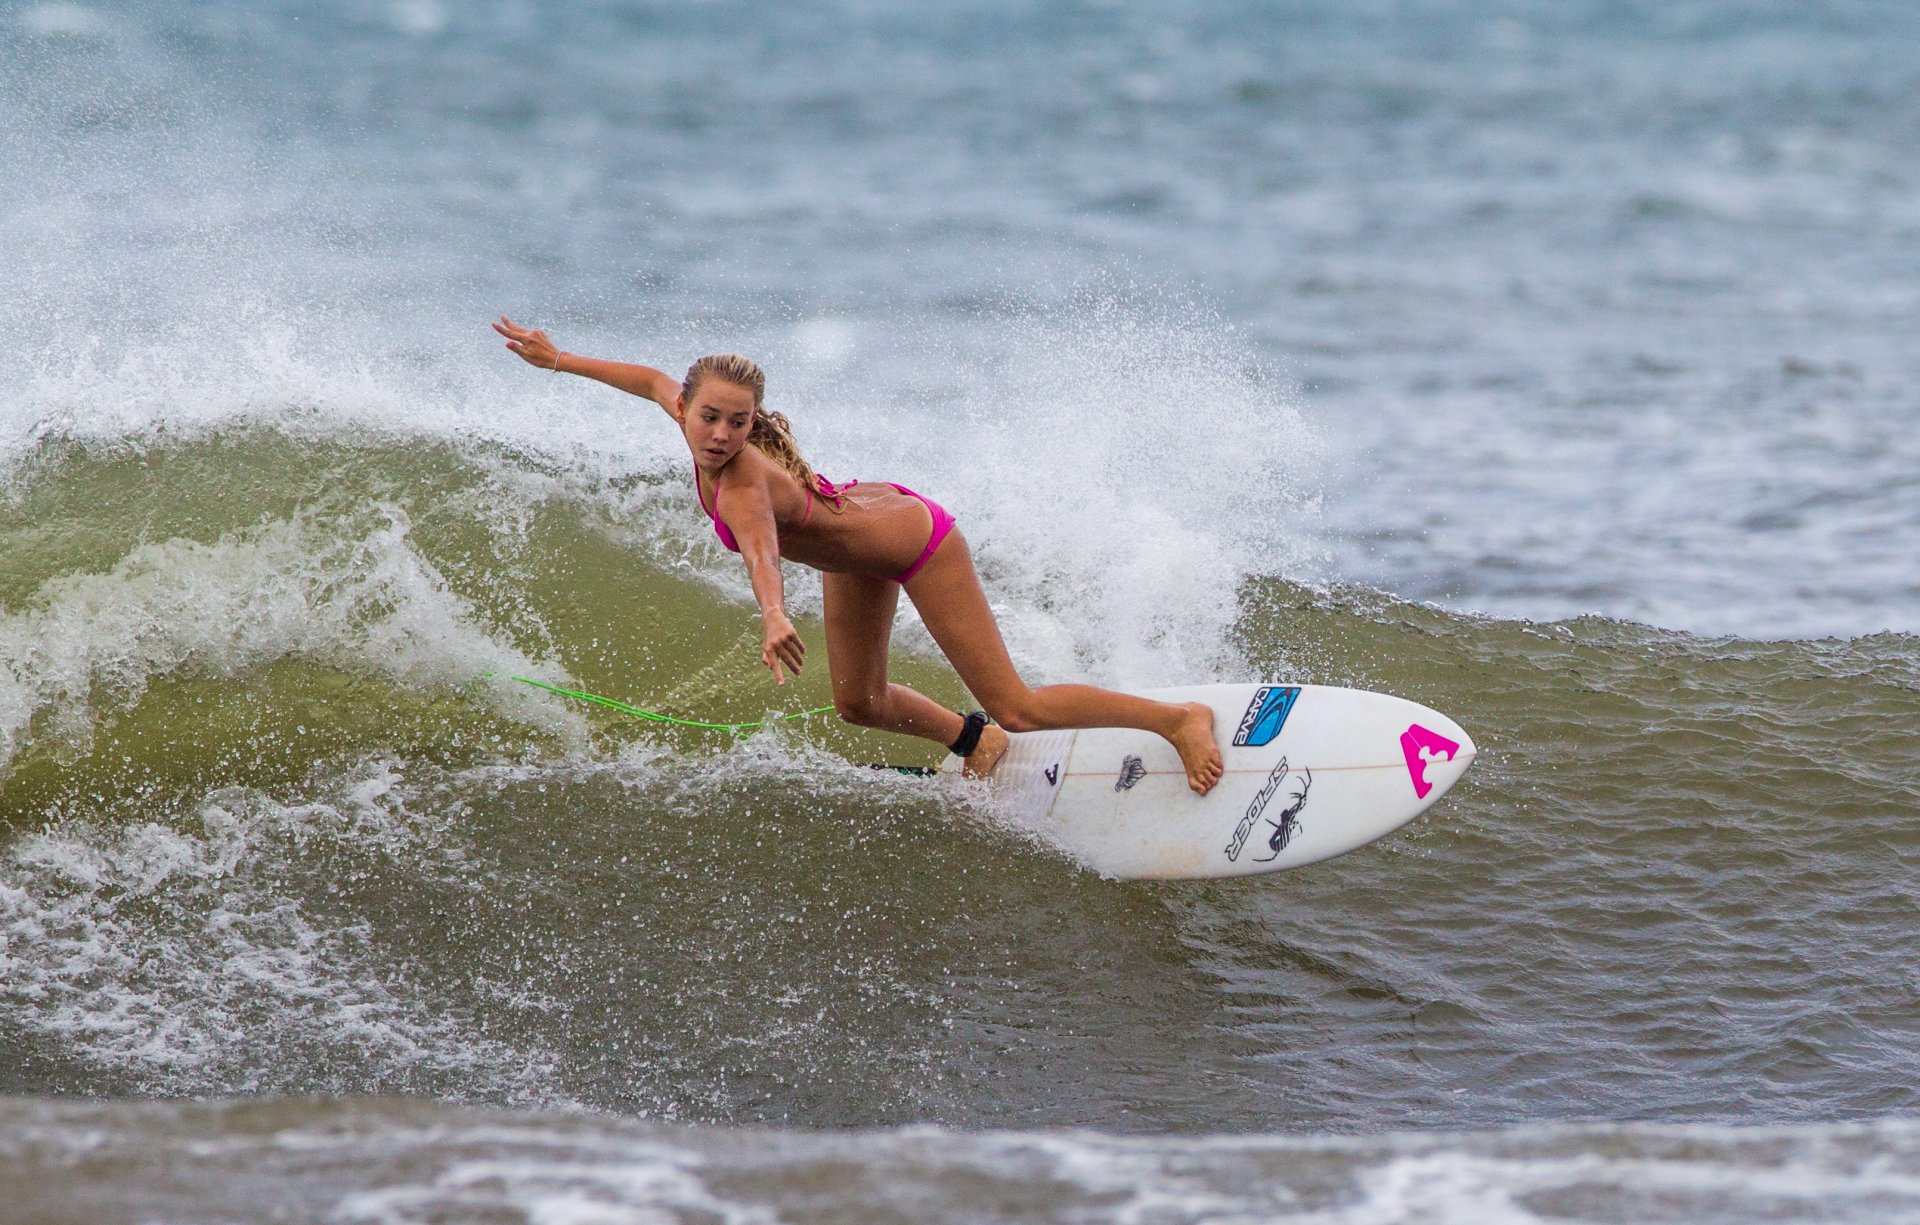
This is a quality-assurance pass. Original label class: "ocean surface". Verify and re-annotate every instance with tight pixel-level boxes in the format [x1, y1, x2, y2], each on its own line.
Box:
[3, 0, 1918, 1220]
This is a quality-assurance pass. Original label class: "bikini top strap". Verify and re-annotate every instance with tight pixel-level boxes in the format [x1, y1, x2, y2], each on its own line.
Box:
[814, 473, 855, 503]
[708, 469, 853, 532]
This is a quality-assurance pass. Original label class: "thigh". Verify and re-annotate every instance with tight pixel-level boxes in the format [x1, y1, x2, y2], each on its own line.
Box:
[821, 569, 901, 702]
[901, 531, 1030, 707]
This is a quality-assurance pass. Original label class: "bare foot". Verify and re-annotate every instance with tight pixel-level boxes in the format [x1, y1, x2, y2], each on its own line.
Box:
[961, 723, 1010, 781]
[1170, 702, 1224, 796]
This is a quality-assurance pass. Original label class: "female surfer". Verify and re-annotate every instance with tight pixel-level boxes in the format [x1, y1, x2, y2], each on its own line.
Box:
[492, 317, 1224, 794]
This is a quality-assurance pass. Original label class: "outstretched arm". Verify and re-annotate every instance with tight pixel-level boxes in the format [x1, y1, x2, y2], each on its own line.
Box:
[715, 477, 807, 685]
[492, 316, 684, 422]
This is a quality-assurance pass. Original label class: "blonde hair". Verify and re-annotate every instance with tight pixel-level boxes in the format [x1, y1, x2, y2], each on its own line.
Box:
[683, 354, 844, 512]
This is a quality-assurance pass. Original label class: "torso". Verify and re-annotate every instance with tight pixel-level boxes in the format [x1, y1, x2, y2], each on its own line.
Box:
[695, 447, 936, 577]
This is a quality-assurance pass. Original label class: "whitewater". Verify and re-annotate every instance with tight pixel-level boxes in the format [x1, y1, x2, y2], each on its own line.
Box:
[4, 1, 1919, 1221]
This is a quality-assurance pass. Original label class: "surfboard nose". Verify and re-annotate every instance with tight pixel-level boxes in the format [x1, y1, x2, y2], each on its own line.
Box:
[1399, 710, 1475, 804]
[1439, 716, 1477, 762]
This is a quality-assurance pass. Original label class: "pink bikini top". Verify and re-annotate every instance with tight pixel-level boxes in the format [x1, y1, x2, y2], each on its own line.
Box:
[696, 471, 856, 554]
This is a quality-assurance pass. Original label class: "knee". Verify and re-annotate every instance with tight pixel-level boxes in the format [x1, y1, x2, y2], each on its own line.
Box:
[984, 697, 1041, 735]
[835, 693, 886, 728]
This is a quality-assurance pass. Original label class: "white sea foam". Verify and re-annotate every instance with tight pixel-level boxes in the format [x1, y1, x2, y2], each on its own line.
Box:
[2, 319, 681, 486]
[29, 1111, 1907, 1225]
[5, 17, 1327, 689]
[0, 758, 565, 1099]
[5, 281, 1326, 695]
[335, 1153, 778, 1225]
[855, 1124, 1920, 1225]
[0, 500, 581, 771]
[9, 0, 1920, 642]
[757, 294, 1328, 685]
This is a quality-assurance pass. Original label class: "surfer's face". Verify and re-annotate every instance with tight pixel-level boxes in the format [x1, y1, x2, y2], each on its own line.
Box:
[683, 379, 757, 467]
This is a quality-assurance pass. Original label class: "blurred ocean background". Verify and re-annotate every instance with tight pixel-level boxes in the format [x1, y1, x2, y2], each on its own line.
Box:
[2, 1, 1918, 1220]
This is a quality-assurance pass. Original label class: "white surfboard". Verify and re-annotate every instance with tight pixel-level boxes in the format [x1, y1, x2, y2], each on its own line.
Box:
[940, 683, 1475, 879]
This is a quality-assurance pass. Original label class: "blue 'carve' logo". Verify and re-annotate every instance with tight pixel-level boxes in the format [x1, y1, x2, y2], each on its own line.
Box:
[1232, 686, 1300, 747]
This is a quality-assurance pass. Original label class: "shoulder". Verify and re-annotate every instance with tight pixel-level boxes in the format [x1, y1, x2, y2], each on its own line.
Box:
[711, 451, 781, 508]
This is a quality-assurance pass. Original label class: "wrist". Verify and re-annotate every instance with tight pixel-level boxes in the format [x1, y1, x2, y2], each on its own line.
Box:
[551, 351, 568, 374]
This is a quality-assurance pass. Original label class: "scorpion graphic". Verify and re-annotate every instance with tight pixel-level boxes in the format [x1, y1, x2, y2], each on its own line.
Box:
[1250, 768, 1312, 862]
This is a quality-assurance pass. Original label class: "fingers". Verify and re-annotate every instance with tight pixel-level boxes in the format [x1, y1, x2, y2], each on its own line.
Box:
[764, 631, 805, 685]
[774, 639, 804, 676]
[492, 317, 548, 345]
[498, 323, 557, 368]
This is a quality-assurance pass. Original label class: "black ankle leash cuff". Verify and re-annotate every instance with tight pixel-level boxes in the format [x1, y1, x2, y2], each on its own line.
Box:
[948, 710, 990, 757]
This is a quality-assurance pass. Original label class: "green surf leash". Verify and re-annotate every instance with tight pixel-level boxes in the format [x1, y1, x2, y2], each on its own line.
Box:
[491, 673, 835, 734]
[482, 673, 939, 772]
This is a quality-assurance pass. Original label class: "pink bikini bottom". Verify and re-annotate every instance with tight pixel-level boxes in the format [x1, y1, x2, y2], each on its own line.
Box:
[881, 482, 956, 584]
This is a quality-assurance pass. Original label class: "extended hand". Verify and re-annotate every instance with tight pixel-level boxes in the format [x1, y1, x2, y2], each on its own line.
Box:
[493, 316, 562, 370]
[761, 611, 806, 685]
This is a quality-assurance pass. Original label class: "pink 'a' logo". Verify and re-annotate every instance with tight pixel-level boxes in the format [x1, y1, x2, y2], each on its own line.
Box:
[1400, 724, 1461, 799]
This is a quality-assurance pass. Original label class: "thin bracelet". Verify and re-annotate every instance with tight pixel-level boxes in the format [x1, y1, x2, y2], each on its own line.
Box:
[551, 351, 563, 373]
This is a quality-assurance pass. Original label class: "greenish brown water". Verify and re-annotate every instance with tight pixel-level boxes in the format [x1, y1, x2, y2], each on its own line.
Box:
[10, 0, 1920, 1216]
[4, 427, 1916, 1140]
